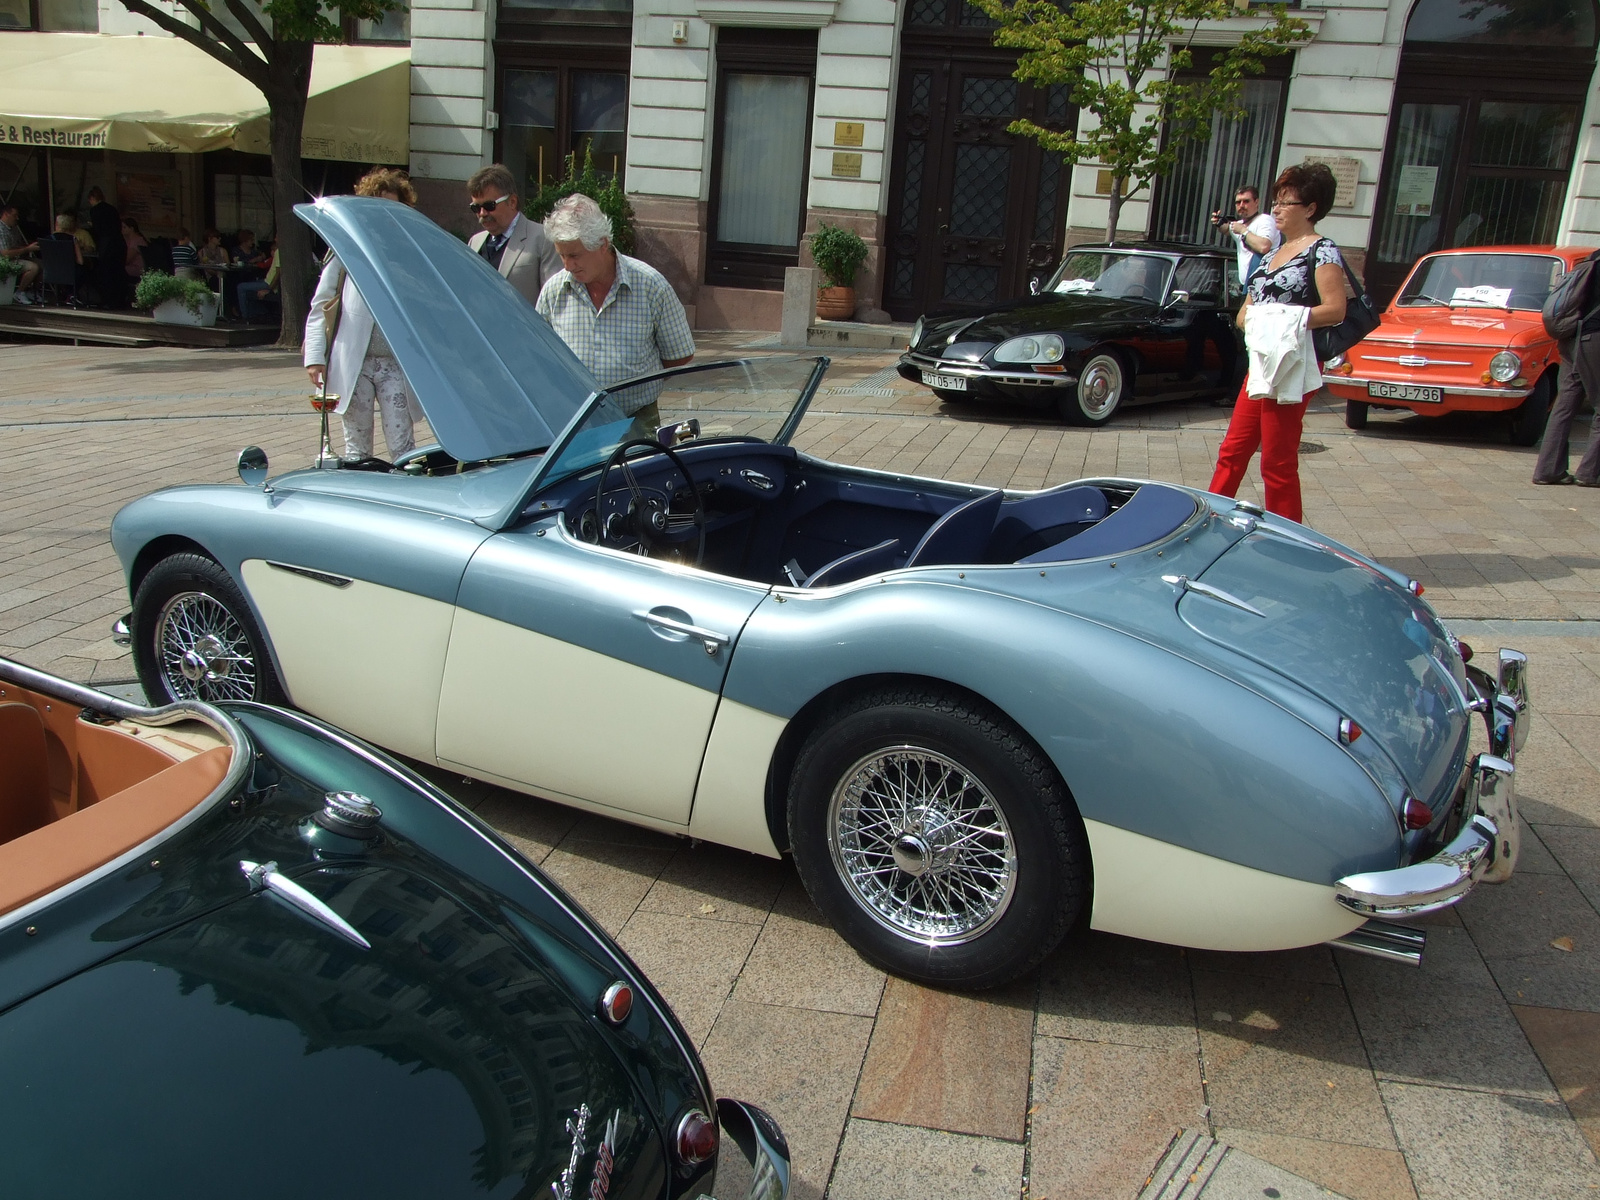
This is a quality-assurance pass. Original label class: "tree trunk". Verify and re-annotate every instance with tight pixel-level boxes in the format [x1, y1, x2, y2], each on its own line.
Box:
[265, 40, 314, 351]
[1105, 176, 1124, 244]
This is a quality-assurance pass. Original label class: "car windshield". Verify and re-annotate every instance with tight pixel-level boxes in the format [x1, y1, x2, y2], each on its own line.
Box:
[1045, 251, 1173, 302]
[1395, 254, 1565, 311]
[538, 355, 825, 488]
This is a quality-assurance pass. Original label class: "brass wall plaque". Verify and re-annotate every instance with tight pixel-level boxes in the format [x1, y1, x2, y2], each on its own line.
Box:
[834, 121, 865, 147]
[832, 152, 863, 178]
[1095, 169, 1116, 196]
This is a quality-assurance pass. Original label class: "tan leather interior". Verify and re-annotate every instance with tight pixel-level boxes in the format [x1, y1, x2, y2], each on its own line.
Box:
[0, 748, 232, 916]
[0, 681, 235, 916]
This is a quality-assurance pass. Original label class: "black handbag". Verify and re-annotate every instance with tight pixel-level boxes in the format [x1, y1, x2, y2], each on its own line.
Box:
[1313, 254, 1380, 361]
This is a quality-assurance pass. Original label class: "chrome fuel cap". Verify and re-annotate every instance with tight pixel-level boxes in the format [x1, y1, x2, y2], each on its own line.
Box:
[316, 790, 383, 836]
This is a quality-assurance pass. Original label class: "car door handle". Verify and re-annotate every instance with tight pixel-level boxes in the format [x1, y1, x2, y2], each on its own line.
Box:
[240, 860, 370, 949]
[635, 609, 730, 655]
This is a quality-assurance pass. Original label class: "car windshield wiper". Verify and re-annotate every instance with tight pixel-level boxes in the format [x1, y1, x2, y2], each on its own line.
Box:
[1401, 292, 1451, 306]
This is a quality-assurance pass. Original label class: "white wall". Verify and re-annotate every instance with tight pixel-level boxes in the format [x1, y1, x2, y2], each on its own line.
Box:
[627, 2, 712, 199]
[409, 0, 489, 183]
[1559, 73, 1600, 246]
[809, 0, 898, 214]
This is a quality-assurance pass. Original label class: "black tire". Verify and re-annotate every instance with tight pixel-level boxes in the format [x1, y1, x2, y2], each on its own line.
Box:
[1510, 372, 1554, 447]
[131, 553, 286, 706]
[1059, 350, 1129, 425]
[1345, 400, 1369, 430]
[787, 686, 1089, 990]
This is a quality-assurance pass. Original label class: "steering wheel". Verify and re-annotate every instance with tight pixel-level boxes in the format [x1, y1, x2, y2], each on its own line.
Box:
[588, 438, 706, 569]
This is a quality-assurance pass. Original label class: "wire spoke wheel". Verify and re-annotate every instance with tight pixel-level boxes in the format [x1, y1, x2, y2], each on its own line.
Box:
[828, 745, 1017, 944]
[155, 590, 258, 703]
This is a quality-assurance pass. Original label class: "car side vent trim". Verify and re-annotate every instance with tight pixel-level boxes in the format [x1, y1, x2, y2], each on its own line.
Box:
[266, 561, 353, 588]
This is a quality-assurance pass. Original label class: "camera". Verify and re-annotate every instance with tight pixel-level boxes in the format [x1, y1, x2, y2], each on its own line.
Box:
[1210, 208, 1227, 229]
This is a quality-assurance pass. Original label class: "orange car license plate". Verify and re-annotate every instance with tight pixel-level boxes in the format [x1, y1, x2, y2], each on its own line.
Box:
[1368, 381, 1442, 404]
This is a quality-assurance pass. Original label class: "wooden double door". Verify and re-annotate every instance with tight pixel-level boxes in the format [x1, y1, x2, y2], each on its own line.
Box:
[883, 49, 1073, 321]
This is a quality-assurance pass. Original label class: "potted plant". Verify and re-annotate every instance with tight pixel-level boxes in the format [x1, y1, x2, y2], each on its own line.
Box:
[135, 270, 220, 327]
[808, 222, 869, 321]
[0, 256, 23, 305]
[526, 146, 637, 255]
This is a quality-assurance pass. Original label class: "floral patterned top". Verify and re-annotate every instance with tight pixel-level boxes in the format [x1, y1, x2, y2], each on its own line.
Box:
[1247, 237, 1344, 307]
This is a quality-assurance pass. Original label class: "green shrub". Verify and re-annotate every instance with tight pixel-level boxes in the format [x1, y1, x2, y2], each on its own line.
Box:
[134, 270, 217, 317]
[0, 256, 24, 283]
[524, 147, 636, 256]
[808, 222, 869, 289]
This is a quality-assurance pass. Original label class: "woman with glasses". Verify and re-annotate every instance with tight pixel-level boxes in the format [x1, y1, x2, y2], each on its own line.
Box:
[304, 168, 424, 464]
[1208, 162, 1347, 523]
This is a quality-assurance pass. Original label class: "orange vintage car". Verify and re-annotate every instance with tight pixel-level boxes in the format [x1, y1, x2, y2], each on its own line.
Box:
[1323, 245, 1596, 445]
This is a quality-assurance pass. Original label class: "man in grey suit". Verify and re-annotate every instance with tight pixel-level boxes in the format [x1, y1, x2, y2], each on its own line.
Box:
[465, 164, 562, 305]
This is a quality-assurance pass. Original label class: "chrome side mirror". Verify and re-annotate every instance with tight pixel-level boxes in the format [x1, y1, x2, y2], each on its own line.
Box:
[1166, 288, 1191, 307]
[1029, 278, 1041, 295]
[237, 445, 270, 491]
[711, 1099, 790, 1200]
[657, 418, 701, 447]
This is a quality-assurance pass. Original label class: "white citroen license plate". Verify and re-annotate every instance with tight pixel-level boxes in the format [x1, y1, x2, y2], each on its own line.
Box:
[922, 371, 967, 391]
[1368, 381, 1443, 404]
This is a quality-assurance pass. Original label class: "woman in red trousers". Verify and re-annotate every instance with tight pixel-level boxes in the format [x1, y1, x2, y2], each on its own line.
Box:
[1209, 162, 1348, 524]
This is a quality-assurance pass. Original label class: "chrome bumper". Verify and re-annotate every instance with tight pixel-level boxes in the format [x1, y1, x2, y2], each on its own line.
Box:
[710, 1098, 790, 1200]
[111, 614, 132, 647]
[899, 351, 1076, 388]
[1334, 647, 1528, 918]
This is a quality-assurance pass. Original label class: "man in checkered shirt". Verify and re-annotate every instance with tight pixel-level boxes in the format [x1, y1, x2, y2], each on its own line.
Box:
[537, 194, 694, 428]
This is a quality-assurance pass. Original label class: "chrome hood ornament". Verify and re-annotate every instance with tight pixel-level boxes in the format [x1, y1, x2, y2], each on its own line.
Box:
[294, 196, 601, 464]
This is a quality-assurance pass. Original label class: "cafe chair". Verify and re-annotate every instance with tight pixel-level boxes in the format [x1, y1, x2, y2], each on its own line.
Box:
[38, 240, 79, 307]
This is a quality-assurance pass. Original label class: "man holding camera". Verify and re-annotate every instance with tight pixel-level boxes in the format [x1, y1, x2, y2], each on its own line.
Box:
[1213, 185, 1279, 286]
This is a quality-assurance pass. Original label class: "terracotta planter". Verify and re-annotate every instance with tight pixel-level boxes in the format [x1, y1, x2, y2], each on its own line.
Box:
[816, 285, 856, 322]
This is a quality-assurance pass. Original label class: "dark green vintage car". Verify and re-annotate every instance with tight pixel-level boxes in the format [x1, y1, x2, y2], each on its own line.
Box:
[898, 243, 1245, 425]
[0, 655, 786, 1200]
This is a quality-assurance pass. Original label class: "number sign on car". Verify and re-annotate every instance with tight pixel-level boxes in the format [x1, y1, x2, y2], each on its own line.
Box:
[1368, 381, 1443, 404]
[923, 371, 967, 391]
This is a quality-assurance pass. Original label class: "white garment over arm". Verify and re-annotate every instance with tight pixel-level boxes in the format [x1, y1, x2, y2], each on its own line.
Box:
[1244, 302, 1321, 403]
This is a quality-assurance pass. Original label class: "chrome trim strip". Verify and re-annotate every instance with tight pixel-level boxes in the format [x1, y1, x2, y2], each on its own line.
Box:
[900, 351, 1075, 387]
[0, 655, 252, 933]
[1338, 376, 1533, 399]
[220, 700, 717, 1112]
[240, 859, 371, 949]
[1362, 355, 1473, 367]
[266, 560, 354, 588]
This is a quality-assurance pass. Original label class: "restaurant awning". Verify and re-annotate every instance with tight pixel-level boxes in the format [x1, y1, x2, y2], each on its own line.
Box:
[0, 33, 409, 163]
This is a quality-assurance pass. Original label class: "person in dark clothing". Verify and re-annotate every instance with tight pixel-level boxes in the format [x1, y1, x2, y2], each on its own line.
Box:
[1534, 249, 1600, 486]
[86, 187, 126, 308]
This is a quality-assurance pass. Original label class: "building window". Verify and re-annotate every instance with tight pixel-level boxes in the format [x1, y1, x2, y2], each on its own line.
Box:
[0, 0, 97, 29]
[705, 27, 817, 291]
[347, 3, 409, 42]
[1149, 51, 1292, 244]
[501, 67, 627, 193]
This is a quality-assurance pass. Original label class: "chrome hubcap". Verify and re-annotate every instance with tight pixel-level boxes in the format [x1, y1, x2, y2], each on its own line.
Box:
[1079, 357, 1122, 418]
[828, 746, 1017, 944]
[155, 591, 257, 702]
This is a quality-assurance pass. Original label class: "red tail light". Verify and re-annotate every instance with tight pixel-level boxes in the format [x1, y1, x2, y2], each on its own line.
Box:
[1458, 640, 1474, 664]
[675, 1109, 718, 1165]
[1402, 796, 1434, 830]
[1407, 580, 1426, 597]
[598, 982, 633, 1026]
[1339, 718, 1362, 745]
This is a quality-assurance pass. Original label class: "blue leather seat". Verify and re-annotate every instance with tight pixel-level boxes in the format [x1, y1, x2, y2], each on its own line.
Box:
[905, 490, 1002, 568]
[990, 485, 1111, 561]
[1021, 484, 1199, 563]
[804, 538, 901, 587]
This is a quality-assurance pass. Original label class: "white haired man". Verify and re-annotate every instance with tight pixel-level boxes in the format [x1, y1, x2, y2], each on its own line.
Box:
[536, 194, 694, 430]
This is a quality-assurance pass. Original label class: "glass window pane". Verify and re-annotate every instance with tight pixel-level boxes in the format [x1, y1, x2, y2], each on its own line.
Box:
[1471, 101, 1577, 169]
[571, 71, 627, 183]
[715, 73, 809, 248]
[1405, 0, 1595, 46]
[501, 0, 630, 10]
[356, 3, 408, 41]
[1451, 176, 1566, 246]
[503, 70, 558, 194]
[38, 0, 95, 30]
[1374, 103, 1461, 264]
[1151, 78, 1283, 244]
[0, 0, 30, 28]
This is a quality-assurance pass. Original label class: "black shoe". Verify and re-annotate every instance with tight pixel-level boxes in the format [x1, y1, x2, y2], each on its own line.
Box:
[1534, 473, 1577, 485]
[1578, 477, 1600, 487]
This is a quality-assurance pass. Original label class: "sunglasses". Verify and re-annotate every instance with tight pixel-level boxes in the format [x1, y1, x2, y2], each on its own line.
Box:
[469, 195, 512, 215]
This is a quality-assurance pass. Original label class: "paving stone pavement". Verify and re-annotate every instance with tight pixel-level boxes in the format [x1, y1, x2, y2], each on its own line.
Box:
[8, 335, 1600, 1198]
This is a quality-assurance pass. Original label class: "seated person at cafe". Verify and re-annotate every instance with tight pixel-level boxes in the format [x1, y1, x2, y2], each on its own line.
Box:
[0, 204, 41, 304]
[47, 215, 87, 303]
[237, 234, 280, 324]
[58, 212, 94, 257]
[121, 217, 148, 281]
[170, 228, 200, 276]
[198, 229, 229, 309]
[232, 229, 268, 274]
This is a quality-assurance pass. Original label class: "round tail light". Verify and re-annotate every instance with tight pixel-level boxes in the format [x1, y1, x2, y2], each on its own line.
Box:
[1402, 796, 1434, 830]
[598, 982, 633, 1026]
[1458, 640, 1474, 664]
[675, 1109, 718, 1166]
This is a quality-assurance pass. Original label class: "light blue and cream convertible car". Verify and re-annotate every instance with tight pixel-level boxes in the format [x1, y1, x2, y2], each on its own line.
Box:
[110, 197, 1528, 989]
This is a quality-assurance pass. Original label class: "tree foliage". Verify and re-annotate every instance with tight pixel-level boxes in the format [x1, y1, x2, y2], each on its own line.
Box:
[111, 0, 401, 347]
[970, 0, 1312, 241]
[524, 147, 638, 255]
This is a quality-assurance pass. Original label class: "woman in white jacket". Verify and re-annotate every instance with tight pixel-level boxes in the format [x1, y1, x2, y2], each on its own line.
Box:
[1208, 162, 1347, 523]
[304, 168, 423, 462]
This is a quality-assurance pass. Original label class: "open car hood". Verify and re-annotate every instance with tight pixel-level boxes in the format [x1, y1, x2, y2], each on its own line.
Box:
[295, 196, 601, 463]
